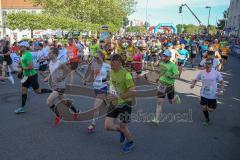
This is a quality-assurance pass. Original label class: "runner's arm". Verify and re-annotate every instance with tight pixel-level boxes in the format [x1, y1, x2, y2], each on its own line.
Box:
[191, 73, 201, 88]
[119, 86, 136, 100]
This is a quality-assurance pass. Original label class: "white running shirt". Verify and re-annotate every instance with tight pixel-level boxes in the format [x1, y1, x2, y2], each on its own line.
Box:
[195, 68, 223, 99]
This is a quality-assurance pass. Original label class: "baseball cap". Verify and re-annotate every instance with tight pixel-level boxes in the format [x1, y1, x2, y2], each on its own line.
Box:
[162, 50, 172, 57]
[33, 42, 40, 47]
[19, 41, 30, 47]
[167, 42, 173, 47]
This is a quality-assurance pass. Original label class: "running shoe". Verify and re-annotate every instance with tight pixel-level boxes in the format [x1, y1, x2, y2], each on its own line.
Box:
[8, 76, 14, 84]
[53, 116, 62, 127]
[175, 95, 181, 104]
[151, 117, 160, 124]
[123, 142, 135, 153]
[202, 120, 210, 126]
[120, 132, 125, 143]
[14, 107, 26, 114]
[87, 124, 96, 133]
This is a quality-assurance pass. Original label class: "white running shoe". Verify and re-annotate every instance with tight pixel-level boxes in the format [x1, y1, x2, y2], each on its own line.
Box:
[151, 117, 160, 124]
[8, 76, 15, 84]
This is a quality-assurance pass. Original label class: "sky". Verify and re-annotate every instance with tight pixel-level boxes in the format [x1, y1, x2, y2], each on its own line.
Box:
[129, 0, 230, 26]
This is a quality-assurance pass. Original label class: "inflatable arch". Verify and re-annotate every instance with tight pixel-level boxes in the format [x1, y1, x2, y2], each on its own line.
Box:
[148, 26, 155, 33]
[154, 23, 177, 34]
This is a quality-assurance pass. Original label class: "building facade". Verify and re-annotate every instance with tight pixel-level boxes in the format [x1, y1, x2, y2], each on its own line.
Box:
[226, 0, 240, 37]
[0, 0, 42, 41]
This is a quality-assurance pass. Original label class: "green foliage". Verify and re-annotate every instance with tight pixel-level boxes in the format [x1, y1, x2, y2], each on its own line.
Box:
[126, 26, 146, 33]
[7, 12, 107, 32]
[176, 24, 217, 35]
[208, 25, 217, 35]
[123, 17, 130, 28]
[30, 0, 136, 31]
[217, 10, 228, 30]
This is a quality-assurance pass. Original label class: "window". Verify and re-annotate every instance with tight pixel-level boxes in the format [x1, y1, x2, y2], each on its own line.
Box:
[235, 0, 239, 9]
[231, 1, 234, 9]
[2, 11, 7, 16]
[229, 17, 232, 26]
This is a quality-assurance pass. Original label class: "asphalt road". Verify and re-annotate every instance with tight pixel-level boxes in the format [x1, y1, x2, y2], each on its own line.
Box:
[0, 55, 240, 160]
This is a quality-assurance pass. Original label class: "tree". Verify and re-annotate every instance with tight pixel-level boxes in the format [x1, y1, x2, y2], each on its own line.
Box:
[184, 24, 199, 34]
[176, 24, 200, 34]
[126, 26, 146, 33]
[176, 24, 184, 34]
[217, 10, 228, 30]
[30, 0, 136, 31]
[208, 25, 217, 35]
[6, 12, 101, 38]
[123, 17, 130, 28]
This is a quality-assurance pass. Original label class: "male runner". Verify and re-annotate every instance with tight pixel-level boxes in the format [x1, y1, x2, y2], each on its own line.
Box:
[87, 51, 110, 132]
[191, 58, 224, 125]
[47, 47, 79, 126]
[177, 44, 189, 78]
[14, 41, 52, 114]
[104, 54, 136, 153]
[152, 50, 181, 124]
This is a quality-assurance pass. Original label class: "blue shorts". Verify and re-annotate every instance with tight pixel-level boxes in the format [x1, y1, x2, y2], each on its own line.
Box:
[94, 86, 108, 95]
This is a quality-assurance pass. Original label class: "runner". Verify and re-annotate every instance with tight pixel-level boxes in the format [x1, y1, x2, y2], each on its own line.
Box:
[132, 47, 143, 79]
[89, 37, 100, 60]
[191, 58, 224, 125]
[199, 50, 221, 71]
[189, 40, 199, 68]
[152, 50, 181, 124]
[219, 39, 230, 71]
[66, 38, 79, 85]
[104, 54, 136, 153]
[38, 42, 49, 81]
[86, 51, 110, 133]
[14, 41, 52, 114]
[125, 40, 136, 70]
[46, 47, 79, 126]
[1, 40, 14, 84]
[177, 44, 189, 78]
[168, 42, 180, 64]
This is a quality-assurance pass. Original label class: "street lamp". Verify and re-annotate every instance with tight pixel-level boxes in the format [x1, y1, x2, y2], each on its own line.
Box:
[205, 6, 211, 27]
[146, 0, 149, 23]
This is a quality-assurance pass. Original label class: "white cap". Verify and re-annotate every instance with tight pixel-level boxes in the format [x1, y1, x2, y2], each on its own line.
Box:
[19, 41, 30, 47]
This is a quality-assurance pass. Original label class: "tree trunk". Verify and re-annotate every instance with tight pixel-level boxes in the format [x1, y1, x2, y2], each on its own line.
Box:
[30, 29, 33, 39]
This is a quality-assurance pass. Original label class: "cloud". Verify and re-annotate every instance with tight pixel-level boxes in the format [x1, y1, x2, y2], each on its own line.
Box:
[136, 0, 230, 9]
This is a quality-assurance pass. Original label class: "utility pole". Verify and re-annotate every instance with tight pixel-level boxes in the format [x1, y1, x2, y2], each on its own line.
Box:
[146, 0, 149, 23]
[206, 6, 212, 27]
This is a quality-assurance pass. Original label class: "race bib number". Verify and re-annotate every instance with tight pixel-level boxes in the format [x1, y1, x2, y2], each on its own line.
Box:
[109, 86, 119, 96]
[192, 50, 197, 54]
[203, 86, 213, 95]
[157, 83, 167, 93]
[180, 55, 185, 59]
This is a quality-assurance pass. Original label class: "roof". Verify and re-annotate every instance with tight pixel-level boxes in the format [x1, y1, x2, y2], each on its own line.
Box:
[1, 0, 42, 9]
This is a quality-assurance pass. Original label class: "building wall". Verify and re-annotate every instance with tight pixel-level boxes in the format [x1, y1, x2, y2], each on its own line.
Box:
[1, 0, 41, 9]
[0, 0, 42, 41]
[227, 0, 240, 37]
